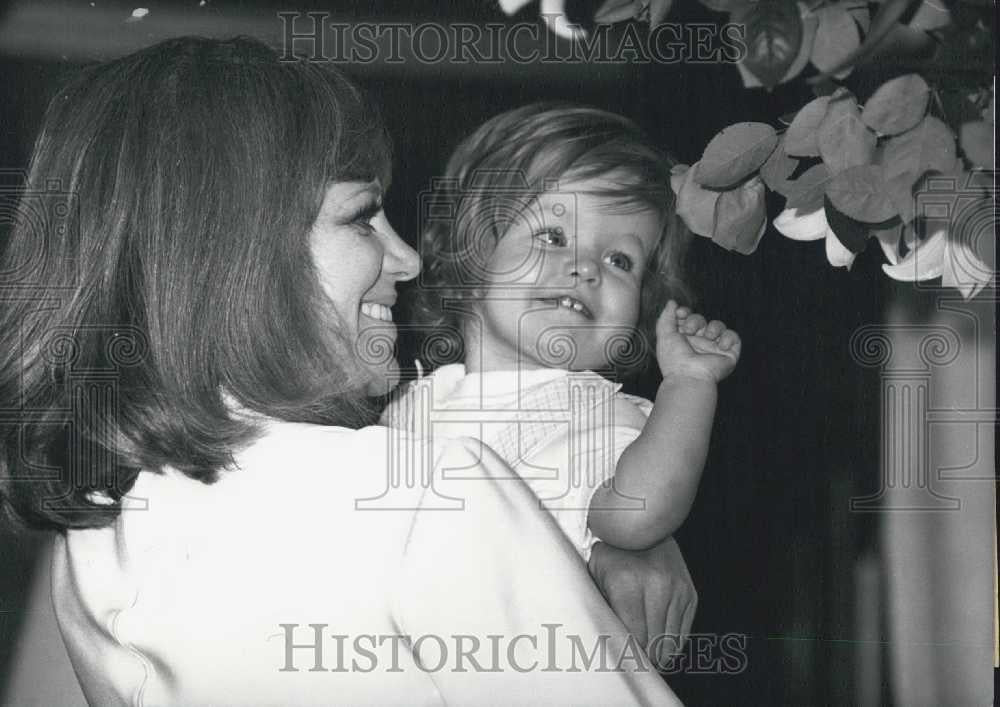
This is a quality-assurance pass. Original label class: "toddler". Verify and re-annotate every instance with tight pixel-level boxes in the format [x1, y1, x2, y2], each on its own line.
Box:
[384, 103, 740, 558]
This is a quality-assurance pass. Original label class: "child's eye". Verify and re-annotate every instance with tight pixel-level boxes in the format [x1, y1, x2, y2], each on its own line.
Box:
[534, 228, 566, 247]
[605, 252, 633, 271]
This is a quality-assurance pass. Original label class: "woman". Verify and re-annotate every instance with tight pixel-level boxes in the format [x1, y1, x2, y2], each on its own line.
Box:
[0, 37, 693, 705]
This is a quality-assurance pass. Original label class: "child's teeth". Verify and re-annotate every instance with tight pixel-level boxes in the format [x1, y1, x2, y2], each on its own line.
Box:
[554, 296, 585, 314]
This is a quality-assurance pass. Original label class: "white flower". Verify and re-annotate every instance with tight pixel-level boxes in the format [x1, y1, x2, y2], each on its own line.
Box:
[499, 0, 587, 40]
[773, 206, 857, 268]
[882, 228, 945, 281]
[773, 207, 828, 241]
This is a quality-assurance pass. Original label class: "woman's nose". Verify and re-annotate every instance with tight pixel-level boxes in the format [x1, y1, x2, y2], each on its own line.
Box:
[378, 215, 421, 282]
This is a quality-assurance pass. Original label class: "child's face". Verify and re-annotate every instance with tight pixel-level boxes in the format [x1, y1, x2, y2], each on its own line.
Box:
[468, 174, 662, 372]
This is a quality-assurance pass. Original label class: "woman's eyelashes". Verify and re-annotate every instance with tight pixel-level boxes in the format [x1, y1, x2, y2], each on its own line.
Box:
[347, 199, 383, 234]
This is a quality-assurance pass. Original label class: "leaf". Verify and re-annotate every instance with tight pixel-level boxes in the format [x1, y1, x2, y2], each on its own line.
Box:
[712, 177, 768, 254]
[774, 206, 830, 241]
[882, 173, 916, 223]
[826, 165, 898, 223]
[942, 194, 995, 299]
[959, 121, 994, 168]
[882, 227, 945, 281]
[785, 96, 831, 156]
[671, 163, 721, 238]
[649, 0, 674, 26]
[594, 0, 675, 25]
[808, 0, 921, 82]
[963, 169, 994, 194]
[759, 138, 799, 194]
[848, 3, 871, 33]
[900, 170, 987, 235]
[785, 163, 834, 212]
[734, 0, 804, 90]
[498, 0, 534, 13]
[818, 92, 877, 173]
[736, 2, 817, 89]
[824, 195, 871, 252]
[539, 0, 587, 40]
[594, 0, 640, 23]
[782, 3, 818, 83]
[881, 115, 956, 183]
[697, 0, 752, 11]
[694, 123, 779, 188]
[861, 74, 930, 136]
[942, 240, 989, 300]
[907, 0, 950, 30]
[945, 181, 996, 255]
[872, 223, 903, 264]
[811, 4, 862, 76]
[735, 61, 762, 90]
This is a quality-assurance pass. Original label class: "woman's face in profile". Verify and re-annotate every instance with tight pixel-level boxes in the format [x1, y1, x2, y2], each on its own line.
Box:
[309, 180, 420, 395]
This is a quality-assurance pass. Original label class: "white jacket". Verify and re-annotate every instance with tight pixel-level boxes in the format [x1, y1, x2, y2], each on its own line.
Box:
[52, 421, 682, 706]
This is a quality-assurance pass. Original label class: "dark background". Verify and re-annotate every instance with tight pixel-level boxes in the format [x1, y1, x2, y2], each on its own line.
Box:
[1, 2, 891, 705]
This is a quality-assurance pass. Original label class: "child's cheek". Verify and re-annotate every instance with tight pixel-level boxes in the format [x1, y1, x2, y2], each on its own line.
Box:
[610, 281, 642, 326]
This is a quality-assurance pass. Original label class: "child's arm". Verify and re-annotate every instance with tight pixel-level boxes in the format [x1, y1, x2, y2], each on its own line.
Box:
[589, 301, 741, 550]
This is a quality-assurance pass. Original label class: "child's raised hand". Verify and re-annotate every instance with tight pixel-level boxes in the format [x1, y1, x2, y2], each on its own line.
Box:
[654, 300, 741, 383]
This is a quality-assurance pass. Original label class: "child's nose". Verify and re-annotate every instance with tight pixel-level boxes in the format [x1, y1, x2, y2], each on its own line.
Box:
[569, 256, 601, 285]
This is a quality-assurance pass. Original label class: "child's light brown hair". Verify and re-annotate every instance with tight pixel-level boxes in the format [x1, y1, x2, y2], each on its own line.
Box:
[412, 102, 692, 377]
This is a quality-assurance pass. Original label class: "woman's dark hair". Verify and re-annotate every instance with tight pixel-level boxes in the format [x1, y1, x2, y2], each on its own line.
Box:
[411, 102, 691, 377]
[0, 36, 391, 530]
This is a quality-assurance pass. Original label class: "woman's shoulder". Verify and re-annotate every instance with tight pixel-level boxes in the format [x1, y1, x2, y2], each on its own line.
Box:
[379, 364, 468, 425]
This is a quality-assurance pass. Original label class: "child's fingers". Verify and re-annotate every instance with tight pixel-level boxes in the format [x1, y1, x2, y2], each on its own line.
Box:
[656, 300, 679, 334]
[681, 313, 707, 334]
[702, 320, 726, 340]
[719, 330, 741, 352]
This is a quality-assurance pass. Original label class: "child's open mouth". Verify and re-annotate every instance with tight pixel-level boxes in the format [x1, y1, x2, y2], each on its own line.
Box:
[536, 296, 594, 319]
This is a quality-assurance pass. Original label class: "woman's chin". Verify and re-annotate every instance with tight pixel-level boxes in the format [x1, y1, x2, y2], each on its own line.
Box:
[362, 361, 401, 397]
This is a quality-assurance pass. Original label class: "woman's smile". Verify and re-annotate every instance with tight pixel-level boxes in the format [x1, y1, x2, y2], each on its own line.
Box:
[360, 301, 395, 322]
[310, 180, 419, 391]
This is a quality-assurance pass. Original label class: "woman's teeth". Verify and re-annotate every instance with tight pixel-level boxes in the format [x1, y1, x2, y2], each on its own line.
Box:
[360, 302, 393, 322]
